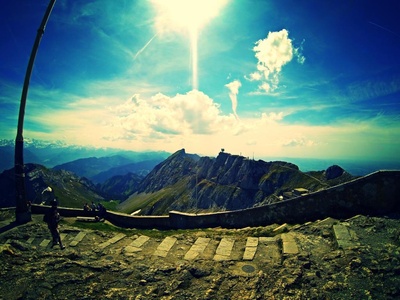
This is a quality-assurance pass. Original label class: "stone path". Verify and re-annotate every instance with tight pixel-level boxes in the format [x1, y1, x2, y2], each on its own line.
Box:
[1, 218, 361, 262]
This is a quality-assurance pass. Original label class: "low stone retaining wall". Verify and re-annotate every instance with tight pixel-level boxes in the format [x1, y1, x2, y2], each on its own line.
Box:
[28, 170, 400, 229]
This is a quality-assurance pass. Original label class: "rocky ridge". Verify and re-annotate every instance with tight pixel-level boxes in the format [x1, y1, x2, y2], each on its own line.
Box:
[123, 149, 355, 215]
[0, 164, 103, 209]
[1, 210, 400, 299]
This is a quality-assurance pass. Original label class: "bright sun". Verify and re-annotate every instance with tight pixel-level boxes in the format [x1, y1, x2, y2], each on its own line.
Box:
[152, 0, 228, 33]
[151, 0, 228, 90]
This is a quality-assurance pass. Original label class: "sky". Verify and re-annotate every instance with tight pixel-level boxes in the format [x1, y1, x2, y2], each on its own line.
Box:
[1, 0, 400, 162]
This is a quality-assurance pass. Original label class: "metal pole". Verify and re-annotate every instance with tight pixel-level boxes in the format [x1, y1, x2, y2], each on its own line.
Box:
[15, 0, 56, 223]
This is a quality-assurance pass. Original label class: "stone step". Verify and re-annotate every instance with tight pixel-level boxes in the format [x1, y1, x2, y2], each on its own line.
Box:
[39, 239, 51, 247]
[124, 235, 150, 255]
[281, 233, 299, 255]
[213, 237, 235, 261]
[70, 232, 87, 247]
[60, 233, 67, 242]
[11, 230, 325, 262]
[153, 236, 177, 257]
[22, 234, 280, 260]
[98, 233, 126, 250]
[184, 237, 210, 260]
[333, 224, 356, 249]
[130, 235, 150, 248]
[243, 237, 258, 260]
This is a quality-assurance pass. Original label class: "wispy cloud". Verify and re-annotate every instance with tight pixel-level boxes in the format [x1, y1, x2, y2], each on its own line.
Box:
[225, 80, 241, 118]
[344, 76, 400, 103]
[283, 137, 316, 147]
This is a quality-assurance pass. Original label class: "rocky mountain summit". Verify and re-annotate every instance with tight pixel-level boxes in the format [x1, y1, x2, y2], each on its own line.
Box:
[1, 209, 400, 299]
[121, 149, 355, 215]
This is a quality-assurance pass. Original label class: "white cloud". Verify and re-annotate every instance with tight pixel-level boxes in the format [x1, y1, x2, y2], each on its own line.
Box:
[225, 80, 241, 118]
[248, 29, 305, 93]
[108, 90, 236, 140]
[22, 86, 399, 162]
[282, 137, 315, 147]
[260, 112, 284, 123]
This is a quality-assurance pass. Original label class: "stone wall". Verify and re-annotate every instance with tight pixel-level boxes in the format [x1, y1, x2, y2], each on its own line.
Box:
[31, 170, 400, 229]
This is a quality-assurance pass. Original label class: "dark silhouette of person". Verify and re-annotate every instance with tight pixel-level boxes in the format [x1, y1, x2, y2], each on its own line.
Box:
[96, 203, 107, 221]
[44, 199, 65, 250]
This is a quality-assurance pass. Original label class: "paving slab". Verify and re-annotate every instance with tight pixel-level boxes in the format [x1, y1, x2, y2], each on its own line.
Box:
[60, 233, 67, 241]
[281, 233, 299, 255]
[124, 245, 143, 254]
[124, 236, 151, 254]
[213, 238, 235, 261]
[69, 232, 86, 247]
[98, 233, 126, 250]
[259, 236, 278, 244]
[243, 237, 258, 260]
[153, 236, 177, 257]
[333, 224, 355, 249]
[130, 235, 150, 248]
[39, 239, 51, 247]
[184, 237, 210, 260]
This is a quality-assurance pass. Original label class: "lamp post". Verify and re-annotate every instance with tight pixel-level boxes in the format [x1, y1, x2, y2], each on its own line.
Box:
[15, 0, 56, 224]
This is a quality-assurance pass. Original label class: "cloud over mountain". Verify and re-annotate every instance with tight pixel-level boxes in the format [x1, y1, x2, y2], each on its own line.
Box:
[108, 90, 237, 140]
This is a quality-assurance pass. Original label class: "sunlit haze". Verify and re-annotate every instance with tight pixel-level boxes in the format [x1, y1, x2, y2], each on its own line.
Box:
[151, 0, 228, 90]
[1, 1, 399, 163]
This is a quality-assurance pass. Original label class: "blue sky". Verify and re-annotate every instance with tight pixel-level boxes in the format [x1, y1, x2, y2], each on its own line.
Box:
[1, 0, 399, 162]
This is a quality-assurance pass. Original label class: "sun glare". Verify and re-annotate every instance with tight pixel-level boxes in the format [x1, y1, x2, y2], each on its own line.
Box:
[152, 0, 227, 90]
[152, 0, 228, 32]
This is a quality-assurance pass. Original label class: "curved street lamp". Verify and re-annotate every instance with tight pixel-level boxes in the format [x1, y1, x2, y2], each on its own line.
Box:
[15, 0, 56, 223]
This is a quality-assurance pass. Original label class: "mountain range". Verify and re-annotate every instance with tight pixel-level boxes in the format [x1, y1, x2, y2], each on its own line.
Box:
[0, 163, 102, 209]
[0, 139, 169, 172]
[0, 148, 356, 214]
[53, 156, 164, 183]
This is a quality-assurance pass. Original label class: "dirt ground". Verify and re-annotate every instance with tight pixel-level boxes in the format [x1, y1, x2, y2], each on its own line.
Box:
[1, 211, 400, 299]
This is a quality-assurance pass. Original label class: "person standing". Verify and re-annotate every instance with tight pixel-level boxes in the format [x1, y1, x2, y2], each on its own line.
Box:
[44, 199, 65, 250]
